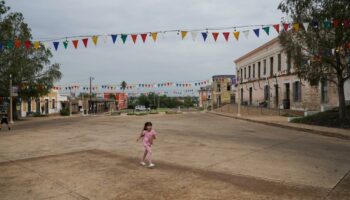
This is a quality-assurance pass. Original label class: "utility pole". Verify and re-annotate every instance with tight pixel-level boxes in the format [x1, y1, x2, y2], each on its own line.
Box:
[89, 76, 93, 114]
[9, 74, 14, 124]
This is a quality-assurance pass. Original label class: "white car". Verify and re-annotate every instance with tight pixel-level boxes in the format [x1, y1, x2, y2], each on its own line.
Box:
[135, 105, 150, 111]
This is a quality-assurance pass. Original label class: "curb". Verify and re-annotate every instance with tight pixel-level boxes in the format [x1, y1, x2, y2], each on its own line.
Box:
[207, 111, 350, 140]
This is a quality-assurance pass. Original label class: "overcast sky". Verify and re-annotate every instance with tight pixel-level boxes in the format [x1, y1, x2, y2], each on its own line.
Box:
[7, 0, 283, 88]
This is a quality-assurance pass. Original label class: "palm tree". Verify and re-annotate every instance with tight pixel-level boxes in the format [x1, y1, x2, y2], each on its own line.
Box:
[120, 81, 127, 109]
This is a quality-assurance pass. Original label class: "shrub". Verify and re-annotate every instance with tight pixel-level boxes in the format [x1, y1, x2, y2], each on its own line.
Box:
[60, 108, 70, 116]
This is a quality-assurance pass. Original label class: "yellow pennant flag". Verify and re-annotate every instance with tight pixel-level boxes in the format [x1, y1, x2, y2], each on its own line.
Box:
[233, 31, 240, 41]
[293, 23, 300, 31]
[92, 36, 98, 46]
[151, 32, 158, 42]
[181, 31, 188, 40]
[33, 41, 40, 49]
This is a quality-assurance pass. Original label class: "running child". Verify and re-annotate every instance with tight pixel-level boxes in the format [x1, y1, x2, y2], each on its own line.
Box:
[137, 122, 156, 168]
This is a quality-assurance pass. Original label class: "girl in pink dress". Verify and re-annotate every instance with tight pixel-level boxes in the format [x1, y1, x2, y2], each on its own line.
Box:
[137, 122, 157, 168]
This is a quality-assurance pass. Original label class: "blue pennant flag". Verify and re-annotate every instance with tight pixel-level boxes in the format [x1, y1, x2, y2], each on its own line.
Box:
[253, 29, 260, 37]
[201, 32, 208, 41]
[53, 41, 59, 51]
[111, 34, 118, 44]
[0, 43, 3, 51]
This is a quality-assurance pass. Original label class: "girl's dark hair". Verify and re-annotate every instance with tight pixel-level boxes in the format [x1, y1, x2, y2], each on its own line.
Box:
[143, 122, 152, 130]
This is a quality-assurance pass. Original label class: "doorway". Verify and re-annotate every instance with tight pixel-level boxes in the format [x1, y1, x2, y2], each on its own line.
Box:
[274, 84, 279, 108]
[240, 88, 243, 104]
[249, 87, 253, 105]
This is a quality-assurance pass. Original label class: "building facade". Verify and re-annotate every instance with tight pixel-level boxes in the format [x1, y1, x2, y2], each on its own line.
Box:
[234, 37, 344, 112]
[198, 85, 211, 109]
[211, 75, 236, 108]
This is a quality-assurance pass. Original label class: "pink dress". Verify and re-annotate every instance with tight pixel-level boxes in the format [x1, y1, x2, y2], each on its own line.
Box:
[142, 130, 156, 146]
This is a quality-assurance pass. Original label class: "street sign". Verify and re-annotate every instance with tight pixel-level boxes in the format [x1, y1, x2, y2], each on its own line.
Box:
[11, 86, 18, 97]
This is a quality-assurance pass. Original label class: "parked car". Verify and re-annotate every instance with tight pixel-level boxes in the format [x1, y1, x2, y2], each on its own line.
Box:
[135, 105, 150, 112]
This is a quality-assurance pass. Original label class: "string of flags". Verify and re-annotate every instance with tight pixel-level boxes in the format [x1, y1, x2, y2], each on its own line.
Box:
[1, 20, 349, 51]
[52, 79, 211, 91]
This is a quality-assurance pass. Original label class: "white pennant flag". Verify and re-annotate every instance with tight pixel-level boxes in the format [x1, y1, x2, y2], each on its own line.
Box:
[191, 31, 198, 41]
[242, 30, 249, 39]
[303, 22, 309, 31]
[103, 35, 108, 44]
[44, 42, 51, 49]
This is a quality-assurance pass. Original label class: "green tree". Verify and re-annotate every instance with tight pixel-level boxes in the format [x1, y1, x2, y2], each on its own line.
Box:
[278, 0, 350, 124]
[0, 1, 62, 116]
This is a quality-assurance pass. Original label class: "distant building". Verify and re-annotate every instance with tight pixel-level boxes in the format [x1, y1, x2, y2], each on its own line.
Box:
[234, 37, 348, 111]
[211, 75, 236, 108]
[198, 85, 211, 109]
[103, 92, 128, 110]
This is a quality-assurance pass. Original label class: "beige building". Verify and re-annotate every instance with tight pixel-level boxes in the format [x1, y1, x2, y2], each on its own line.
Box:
[211, 75, 236, 108]
[234, 37, 342, 112]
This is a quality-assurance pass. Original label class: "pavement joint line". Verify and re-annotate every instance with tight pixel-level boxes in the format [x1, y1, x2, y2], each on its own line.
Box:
[326, 169, 350, 198]
[207, 111, 350, 140]
[0, 154, 90, 200]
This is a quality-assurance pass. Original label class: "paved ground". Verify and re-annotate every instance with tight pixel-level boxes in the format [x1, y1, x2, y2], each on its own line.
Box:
[0, 113, 349, 199]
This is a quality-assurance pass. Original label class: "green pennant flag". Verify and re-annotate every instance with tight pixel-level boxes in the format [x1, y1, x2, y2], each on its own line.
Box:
[63, 40, 68, 49]
[323, 20, 331, 29]
[262, 26, 270, 35]
[121, 34, 128, 44]
[7, 40, 13, 49]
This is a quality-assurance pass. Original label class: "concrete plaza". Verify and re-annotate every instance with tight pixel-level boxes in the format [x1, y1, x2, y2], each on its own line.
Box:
[0, 113, 349, 199]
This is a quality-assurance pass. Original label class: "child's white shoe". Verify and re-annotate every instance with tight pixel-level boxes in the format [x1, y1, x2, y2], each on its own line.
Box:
[148, 163, 155, 168]
[140, 162, 146, 166]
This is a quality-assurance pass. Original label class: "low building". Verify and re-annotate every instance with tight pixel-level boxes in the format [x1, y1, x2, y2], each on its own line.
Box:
[198, 85, 211, 109]
[211, 75, 236, 108]
[103, 92, 128, 110]
[234, 37, 346, 112]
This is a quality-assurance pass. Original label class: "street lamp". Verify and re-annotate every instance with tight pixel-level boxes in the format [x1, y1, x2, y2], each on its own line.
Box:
[9, 74, 14, 124]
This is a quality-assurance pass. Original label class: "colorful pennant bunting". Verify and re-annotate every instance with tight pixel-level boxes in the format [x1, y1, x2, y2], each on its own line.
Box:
[222, 32, 230, 42]
[191, 31, 198, 41]
[63, 40, 68, 49]
[151, 32, 158, 42]
[72, 40, 79, 49]
[233, 31, 240, 40]
[303, 22, 309, 31]
[53, 41, 59, 51]
[253, 29, 260, 37]
[242, 30, 249, 39]
[292, 23, 300, 31]
[82, 38, 88, 47]
[212, 32, 219, 41]
[121, 34, 128, 44]
[201, 32, 208, 41]
[92, 36, 98, 46]
[33, 41, 40, 49]
[111, 34, 118, 44]
[273, 24, 280, 33]
[181, 31, 188, 40]
[131, 34, 138, 44]
[24, 41, 31, 49]
[141, 33, 147, 43]
[262, 27, 270, 35]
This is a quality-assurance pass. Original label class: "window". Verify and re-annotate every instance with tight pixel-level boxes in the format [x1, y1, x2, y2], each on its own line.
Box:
[248, 66, 251, 78]
[52, 99, 56, 109]
[244, 67, 246, 79]
[263, 59, 266, 75]
[270, 57, 274, 77]
[264, 85, 270, 101]
[321, 79, 328, 103]
[258, 62, 261, 78]
[240, 69, 243, 83]
[287, 51, 292, 73]
[217, 84, 221, 92]
[253, 64, 255, 78]
[227, 83, 231, 91]
[293, 81, 302, 102]
[277, 53, 281, 71]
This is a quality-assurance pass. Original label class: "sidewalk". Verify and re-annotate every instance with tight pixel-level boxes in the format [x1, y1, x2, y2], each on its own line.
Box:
[208, 111, 350, 140]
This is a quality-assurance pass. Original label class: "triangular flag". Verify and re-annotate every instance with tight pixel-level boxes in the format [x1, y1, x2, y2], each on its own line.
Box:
[201, 32, 208, 41]
[15, 40, 21, 48]
[111, 34, 118, 44]
[72, 40, 79, 49]
[191, 31, 198, 41]
[303, 22, 309, 31]
[262, 27, 270, 35]
[323, 20, 331, 29]
[53, 41, 59, 51]
[44, 42, 50, 49]
[103, 35, 108, 44]
[82, 38, 88, 47]
[181, 31, 188, 40]
[24, 41, 31, 49]
[344, 20, 349, 28]
[141, 33, 147, 43]
[222, 32, 230, 42]
[151, 32, 158, 42]
[283, 23, 289, 31]
[233, 31, 240, 40]
[33, 41, 40, 49]
[92, 36, 98, 46]
[292, 23, 300, 31]
[63, 40, 68, 49]
[253, 29, 260, 37]
[242, 30, 249, 39]
[273, 24, 280, 33]
[332, 19, 340, 28]
[212, 32, 219, 41]
[0, 43, 2, 51]
[121, 34, 128, 44]
[131, 34, 138, 44]
[7, 40, 13, 49]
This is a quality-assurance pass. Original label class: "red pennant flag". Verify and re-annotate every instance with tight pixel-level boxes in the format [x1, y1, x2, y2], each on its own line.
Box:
[283, 23, 289, 31]
[131, 34, 138, 44]
[273, 24, 280, 33]
[344, 20, 349, 28]
[82, 38, 88, 48]
[15, 40, 21, 48]
[222, 32, 230, 42]
[212, 32, 219, 42]
[24, 41, 31, 49]
[332, 19, 340, 28]
[141, 33, 147, 43]
[72, 40, 79, 49]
